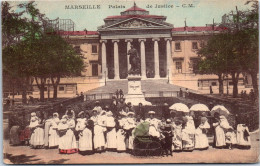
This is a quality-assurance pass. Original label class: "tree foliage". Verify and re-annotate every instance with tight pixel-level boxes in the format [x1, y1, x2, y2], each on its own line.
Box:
[197, 1, 258, 98]
[2, 1, 84, 102]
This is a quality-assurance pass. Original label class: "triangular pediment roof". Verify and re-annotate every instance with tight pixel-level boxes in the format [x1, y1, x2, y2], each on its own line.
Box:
[98, 17, 173, 30]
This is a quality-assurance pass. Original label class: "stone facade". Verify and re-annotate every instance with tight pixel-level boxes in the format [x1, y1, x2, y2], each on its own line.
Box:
[29, 4, 257, 98]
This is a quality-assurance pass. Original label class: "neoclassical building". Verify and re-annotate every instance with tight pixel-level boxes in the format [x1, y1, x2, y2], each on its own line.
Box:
[30, 4, 252, 98]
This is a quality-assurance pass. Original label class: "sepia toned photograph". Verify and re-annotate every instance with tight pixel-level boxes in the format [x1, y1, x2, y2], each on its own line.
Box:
[2, 0, 259, 164]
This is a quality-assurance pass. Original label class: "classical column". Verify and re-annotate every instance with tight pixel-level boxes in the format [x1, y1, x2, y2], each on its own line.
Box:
[100, 40, 107, 80]
[125, 39, 133, 71]
[138, 39, 146, 79]
[153, 38, 160, 79]
[165, 38, 172, 83]
[112, 40, 120, 80]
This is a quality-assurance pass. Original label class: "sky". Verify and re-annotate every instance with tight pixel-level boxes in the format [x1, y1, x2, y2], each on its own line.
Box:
[9, 0, 254, 31]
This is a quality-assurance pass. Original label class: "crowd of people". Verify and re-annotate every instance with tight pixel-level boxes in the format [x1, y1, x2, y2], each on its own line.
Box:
[9, 100, 251, 157]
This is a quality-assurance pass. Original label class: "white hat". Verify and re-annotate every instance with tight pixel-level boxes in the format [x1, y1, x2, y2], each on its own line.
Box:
[166, 119, 171, 123]
[31, 112, 36, 117]
[127, 112, 135, 116]
[62, 115, 68, 120]
[53, 112, 59, 117]
[148, 111, 155, 114]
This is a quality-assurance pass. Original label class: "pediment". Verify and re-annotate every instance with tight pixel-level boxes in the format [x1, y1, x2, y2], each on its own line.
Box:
[102, 18, 172, 30]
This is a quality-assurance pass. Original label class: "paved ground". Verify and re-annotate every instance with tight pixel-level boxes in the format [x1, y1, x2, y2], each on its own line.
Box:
[3, 118, 259, 164]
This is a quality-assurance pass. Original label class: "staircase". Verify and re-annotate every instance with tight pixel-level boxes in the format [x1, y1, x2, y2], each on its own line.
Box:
[86, 79, 196, 95]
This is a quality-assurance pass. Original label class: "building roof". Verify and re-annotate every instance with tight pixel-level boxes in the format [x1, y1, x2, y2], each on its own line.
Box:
[57, 31, 99, 36]
[172, 26, 226, 32]
[105, 15, 165, 19]
[124, 4, 147, 12]
[55, 26, 226, 36]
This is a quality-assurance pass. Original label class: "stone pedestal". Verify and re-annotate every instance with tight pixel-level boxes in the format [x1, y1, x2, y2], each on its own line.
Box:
[125, 75, 152, 106]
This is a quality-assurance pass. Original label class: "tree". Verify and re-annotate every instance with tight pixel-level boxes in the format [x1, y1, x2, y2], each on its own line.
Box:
[198, 1, 258, 98]
[197, 33, 234, 95]
[43, 34, 84, 99]
[220, 1, 259, 98]
[2, 1, 85, 102]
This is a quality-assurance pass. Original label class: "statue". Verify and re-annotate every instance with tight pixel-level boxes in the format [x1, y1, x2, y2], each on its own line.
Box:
[128, 45, 140, 75]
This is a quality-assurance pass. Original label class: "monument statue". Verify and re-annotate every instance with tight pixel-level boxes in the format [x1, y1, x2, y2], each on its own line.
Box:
[128, 45, 141, 75]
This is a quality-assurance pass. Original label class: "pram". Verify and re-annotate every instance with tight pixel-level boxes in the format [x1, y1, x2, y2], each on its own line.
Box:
[132, 122, 163, 156]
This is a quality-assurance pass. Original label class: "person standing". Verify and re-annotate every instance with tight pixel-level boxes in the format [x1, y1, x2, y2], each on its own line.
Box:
[105, 111, 117, 151]
[29, 112, 45, 149]
[123, 112, 136, 153]
[161, 119, 174, 156]
[172, 117, 183, 151]
[93, 101, 102, 114]
[59, 110, 78, 154]
[195, 117, 210, 150]
[78, 112, 94, 155]
[179, 88, 183, 97]
[185, 88, 189, 98]
[119, 89, 124, 99]
[116, 89, 119, 99]
[210, 85, 213, 94]
[182, 112, 196, 151]
[115, 114, 126, 153]
[48, 113, 60, 149]
[91, 110, 106, 153]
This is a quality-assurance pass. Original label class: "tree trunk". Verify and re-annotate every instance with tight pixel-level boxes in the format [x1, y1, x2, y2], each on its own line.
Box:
[250, 71, 258, 98]
[22, 89, 27, 104]
[218, 74, 224, 94]
[39, 87, 45, 102]
[35, 77, 46, 102]
[231, 72, 240, 98]
[51, 76, 60, 99]
[53, 84, 58, 99]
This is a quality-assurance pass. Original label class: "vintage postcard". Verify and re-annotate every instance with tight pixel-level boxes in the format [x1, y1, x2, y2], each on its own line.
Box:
[2, 0, 259, 164]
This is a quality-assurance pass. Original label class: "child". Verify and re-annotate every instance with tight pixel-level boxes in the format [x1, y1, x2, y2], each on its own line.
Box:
[225, 127, 237, 150]
[161, 119, 174, 156]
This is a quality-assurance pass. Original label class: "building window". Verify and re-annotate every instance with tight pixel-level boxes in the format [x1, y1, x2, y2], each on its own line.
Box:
[59, 86, 65, 91]
[92, 45, 97, 54]
[211, 82, 217, 86]
[192, 42, 198, 50]
[175, 42, 181, 51]
[176, 61, 182, 73]
[44, 87, 47, 91]
[229, 81, 233, 86]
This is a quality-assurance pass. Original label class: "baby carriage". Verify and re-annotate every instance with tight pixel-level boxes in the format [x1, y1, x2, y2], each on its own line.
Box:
[132, 122, 163, 156]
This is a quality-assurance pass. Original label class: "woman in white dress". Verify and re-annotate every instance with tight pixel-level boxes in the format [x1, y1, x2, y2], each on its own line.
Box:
[77, 112, 94, 155]
[29, 112, 44, 149]
[236, 124, 251, 149]
[48, 112, 60, 148]
[105, 111, 117, 151]
[182, 113, 196, 151]
[91, 109, 106, 153]
[195, 117, 210, 150]
[116, 114, 126, 153]
[124, 112, 136, 153]
[213, 115, 233, 148]
[57, 110, 78, 154]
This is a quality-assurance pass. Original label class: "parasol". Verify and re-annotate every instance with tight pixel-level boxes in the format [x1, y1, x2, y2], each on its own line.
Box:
[169, 103, 190, 112]
[211, 105, 230, 117]
[190, 104, 209, 112]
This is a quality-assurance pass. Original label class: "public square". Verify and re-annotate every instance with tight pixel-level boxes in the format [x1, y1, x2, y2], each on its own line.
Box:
[3, 118, 259, 164]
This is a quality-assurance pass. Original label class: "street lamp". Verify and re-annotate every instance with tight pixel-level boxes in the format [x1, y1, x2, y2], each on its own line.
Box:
[47, 79, 50, 101]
